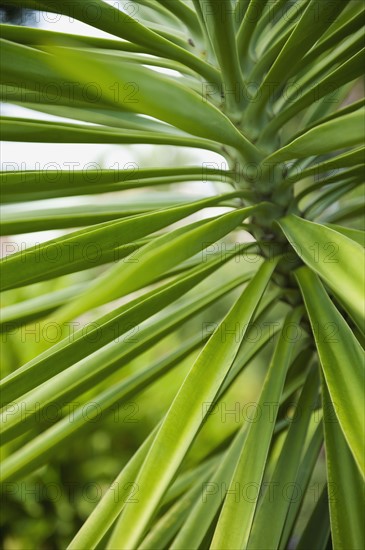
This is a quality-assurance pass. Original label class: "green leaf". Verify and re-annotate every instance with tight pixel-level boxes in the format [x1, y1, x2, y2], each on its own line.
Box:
[214, 297, 284, 399]
[250, 17, 299, 85]
[291, 97, 365, 139]
[325, 198, 364, 224]
[0, 195, 203, 234]
[295, 267, 365, 475]
[68, 424, 161, 550]
[278, 215, 365, 329]
[285, 146, 365, 185]
[0, 23, 147, 52]
[261, 48, 365, 141]
[324, 224, 365, 247]
[53, 205, 258, 322]
[201, 1, 244, 112]
[289, 4, 365, 80]
[157, 0, 202, 36]
[44, 45, 254, 152]
[160, 454, 224, 511]
[295, 166, 362, 203]
[172, 427, 249, 549]
[0, 336, 202, 481]
[171, 337, 311, 550]
[0, 1, 363, 546]
[106, 260, 277, 549]
[250, 0, 347, 113]
[237, 0, 269, 71]
[0, 166, 227, 202]
[1, 273, 251, 444]
[138, 465, 216, 549]
[0, 116, 220, 151]
[279, 421, 324, 549]
[320, 380, 365, 549]
[0, 193, 240, 290]
[0, 283, 86, 330]
[276, 31, 364, 115]
[296, 484, 330, 550]
[304, 178, 361, 220]
[13, 97, 200, 131]
[1, 247, 252, 406]
[210, 307, 303, 549]
[11, 0, 220, 83]
[247, 367, 319, 549]
[266, 109, 364, 163]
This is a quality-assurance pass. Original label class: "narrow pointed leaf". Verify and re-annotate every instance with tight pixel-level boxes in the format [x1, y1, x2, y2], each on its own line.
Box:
[247, 368, 319, 549]
[279, 215, 365, 329]
[279, 421, 324, 549]
[210, 307, 304, 549]
[0, 336, 202, 481]
[0, 193, 239, 290]
[54, 206, 258, 322]
[295, 267, 365, 475]
[296, 484, 330, 550]
[107, 260, 277, 549]
[266, 110, 364, 163]
[320, 381, 365, 549]
[1, 251, 252, 406]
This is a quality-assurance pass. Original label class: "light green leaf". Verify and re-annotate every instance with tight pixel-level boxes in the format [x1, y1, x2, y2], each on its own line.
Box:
[157, 0, 202, 36]
[279, 421, 324, 549]
[0, 23, 146, 53]
[266, 110, 364, 163]
[68, 424, 161, 550]
[0, 116, 220, 151]
[261, 48, 365, 141]
[1, 245, 252, 406]
[0, 195, 203, 233]
[247, 368, 319, 549]
[276, 30, 364, 114]
[321, 380, 365, 549]
[138, 464, 216, 549]
[324, 224, 365, 247]
[0, 193, 240, 290]
[0, 336, 202, 481]
[1, 273, 249, 444]
[171, 337, 311, 550]
[295, 267, 365, 475]
[251, 0, 347, 112]
[325, 198, 364, 224]
[278, 215, 365, 329]
[53, 205, 258, 322]
[291, 4, 365, 79]
[48, 46, 253, 151]
[296, 484, 330, 550]
[285, 146, 364, 185]
[201, 1, 244, 112]
[305, 179, 361, 219]
[9, 0, 220, 83]
[292, 97, 365, 139]
[210, 307, 304, 549]
[295, 166, 362, 203]
[0, 166, 227, 203]
[237, 0, 268, 70]
[107, 260, 277, 549]
[0, 283, 86, 330]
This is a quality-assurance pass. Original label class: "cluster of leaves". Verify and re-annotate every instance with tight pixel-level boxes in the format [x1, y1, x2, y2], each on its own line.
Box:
[0, 1, 364, 548]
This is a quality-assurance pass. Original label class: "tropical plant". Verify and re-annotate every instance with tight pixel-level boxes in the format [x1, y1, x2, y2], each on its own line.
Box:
[1, 1, 364, 548]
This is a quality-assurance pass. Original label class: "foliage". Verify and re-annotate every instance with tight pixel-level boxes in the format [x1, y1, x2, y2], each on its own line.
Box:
[1, 1, 364, 548]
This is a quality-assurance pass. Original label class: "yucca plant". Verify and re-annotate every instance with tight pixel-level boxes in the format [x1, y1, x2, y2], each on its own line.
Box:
[1, 1, 364, 548]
